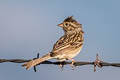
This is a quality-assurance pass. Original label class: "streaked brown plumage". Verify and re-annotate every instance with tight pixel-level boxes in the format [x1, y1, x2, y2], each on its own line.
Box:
[22, 16, 84, 70]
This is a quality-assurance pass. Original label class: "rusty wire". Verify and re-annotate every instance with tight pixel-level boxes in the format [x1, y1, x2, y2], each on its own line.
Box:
[0, 53, 120, 72]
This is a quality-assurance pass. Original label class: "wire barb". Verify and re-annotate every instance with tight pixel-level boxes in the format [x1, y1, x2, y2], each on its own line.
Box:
[33, 53, 40, 72]
[94, 54, 103, 72]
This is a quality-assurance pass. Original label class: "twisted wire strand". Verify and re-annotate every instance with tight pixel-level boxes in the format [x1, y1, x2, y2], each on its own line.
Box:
[0, 54, 120, 72]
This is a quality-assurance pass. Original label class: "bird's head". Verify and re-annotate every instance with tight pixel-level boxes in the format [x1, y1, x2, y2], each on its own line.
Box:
[58, 16, 82, 32]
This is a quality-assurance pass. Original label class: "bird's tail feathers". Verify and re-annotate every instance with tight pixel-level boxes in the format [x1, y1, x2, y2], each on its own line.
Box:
[22, 53, 52, 70]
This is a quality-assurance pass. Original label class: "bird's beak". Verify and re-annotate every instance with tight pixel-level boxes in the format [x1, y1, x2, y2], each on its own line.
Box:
[57, 23, 64, 27]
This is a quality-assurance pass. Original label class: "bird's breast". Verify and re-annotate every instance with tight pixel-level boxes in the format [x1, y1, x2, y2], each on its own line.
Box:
[54, 45, 83, 61]
[67, 45, 83, 58]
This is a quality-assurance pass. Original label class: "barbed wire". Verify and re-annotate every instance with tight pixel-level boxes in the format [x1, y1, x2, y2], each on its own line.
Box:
[0, 53, 120, 72]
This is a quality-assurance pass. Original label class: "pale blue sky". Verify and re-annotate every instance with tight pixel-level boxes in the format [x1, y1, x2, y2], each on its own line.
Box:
[0, 0, 120, 80]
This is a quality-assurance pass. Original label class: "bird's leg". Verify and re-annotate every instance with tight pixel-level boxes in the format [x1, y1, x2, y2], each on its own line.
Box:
[65, 56, 76, 70]
[59, 62, 64, 71]
[70, 59, 76, 70]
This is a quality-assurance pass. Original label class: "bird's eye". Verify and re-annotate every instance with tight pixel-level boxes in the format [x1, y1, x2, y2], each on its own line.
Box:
[65, 23, 68, 26]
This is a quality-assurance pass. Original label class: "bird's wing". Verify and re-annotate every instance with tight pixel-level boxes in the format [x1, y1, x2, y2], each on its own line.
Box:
[52, 32, 84, 53]
[52, 35, 72, 52]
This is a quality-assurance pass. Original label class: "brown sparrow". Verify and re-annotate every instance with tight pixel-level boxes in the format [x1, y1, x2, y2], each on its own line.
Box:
[22, 16, 84, 70]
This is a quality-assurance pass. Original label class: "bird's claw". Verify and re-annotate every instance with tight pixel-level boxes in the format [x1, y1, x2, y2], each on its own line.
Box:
[70, 60, 76, 70]
[59, 64, 64, 71]
[59, 62, 65, 71]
